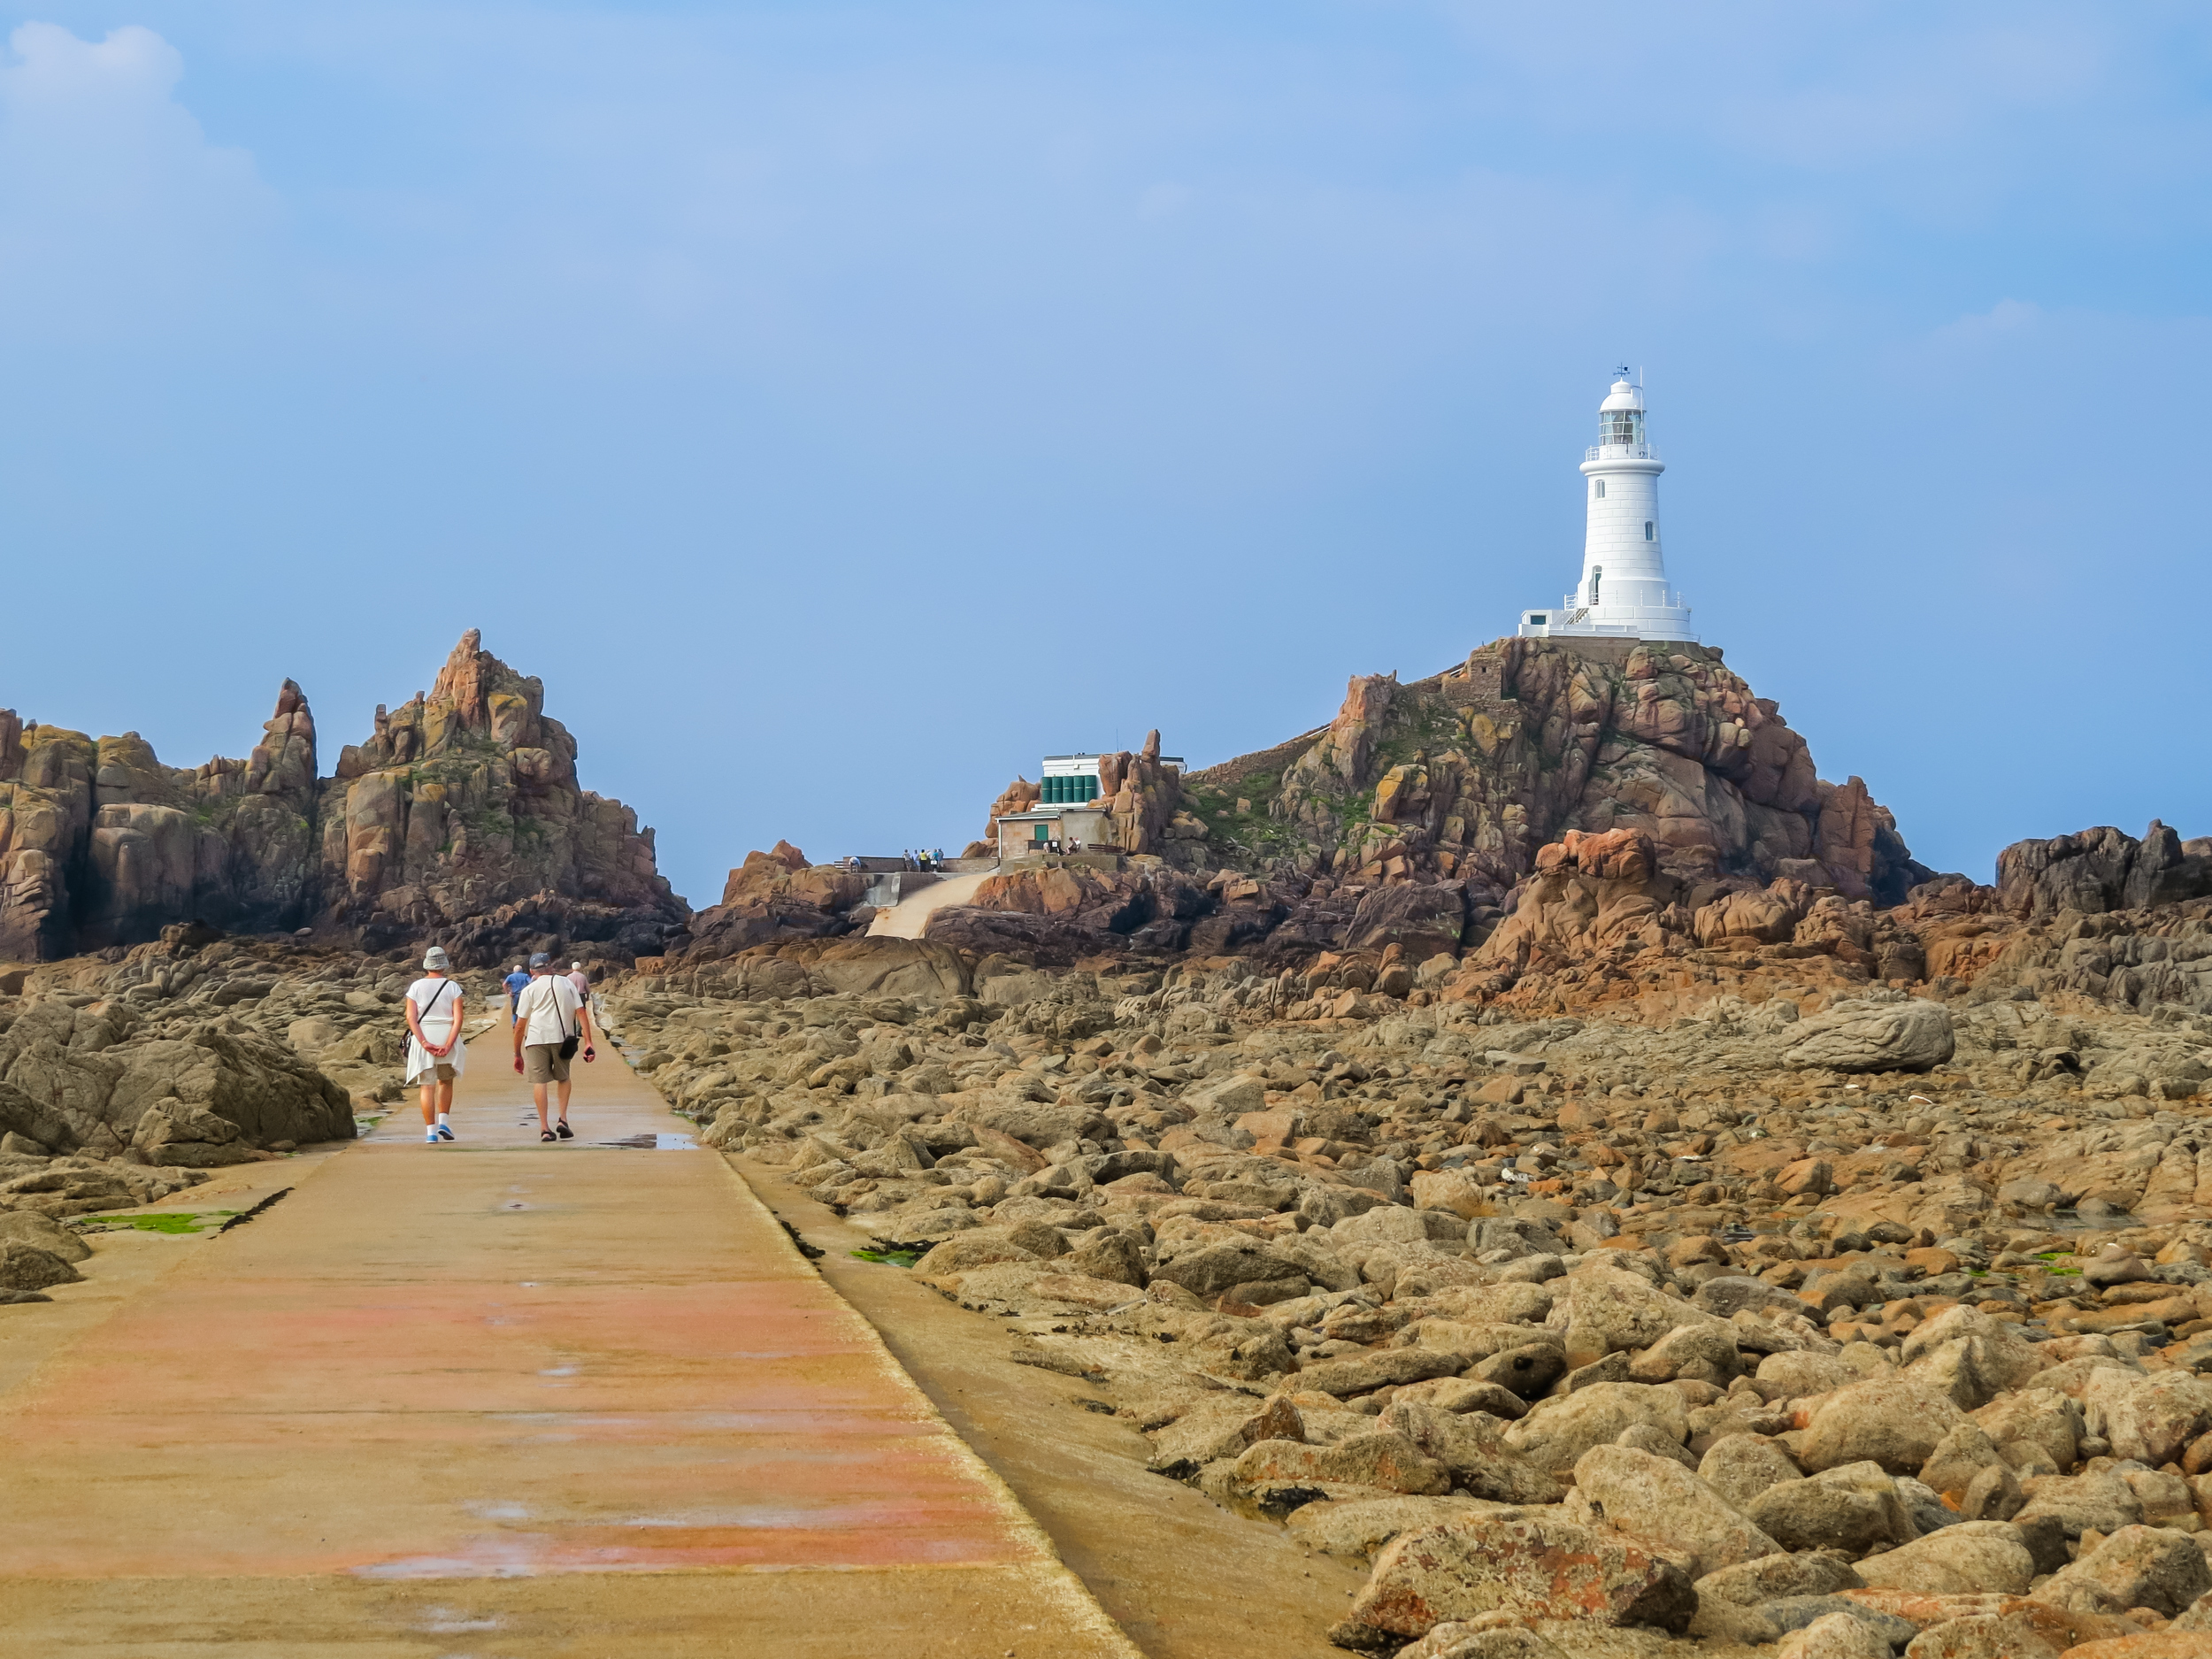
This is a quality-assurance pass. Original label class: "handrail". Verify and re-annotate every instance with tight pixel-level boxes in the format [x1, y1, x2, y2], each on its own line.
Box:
[1585, 443, 1660, 461]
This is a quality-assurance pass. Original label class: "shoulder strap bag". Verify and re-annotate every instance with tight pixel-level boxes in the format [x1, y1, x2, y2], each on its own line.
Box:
[541, 979, 580, 1061]
[406, 979, 451, 1057]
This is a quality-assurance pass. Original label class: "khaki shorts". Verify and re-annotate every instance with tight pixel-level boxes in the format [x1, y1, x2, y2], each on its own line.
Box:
[420, 1062, 456, 1083]
[522, 1044, 572, 1085]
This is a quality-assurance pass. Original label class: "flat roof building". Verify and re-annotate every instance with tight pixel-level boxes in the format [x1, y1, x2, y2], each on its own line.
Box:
[996, 750, 1182, 861]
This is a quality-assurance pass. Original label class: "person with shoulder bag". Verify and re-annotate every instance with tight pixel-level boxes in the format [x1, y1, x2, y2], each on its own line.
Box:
[511, 952, 595, 1142]
[403, 947, 466, 1144]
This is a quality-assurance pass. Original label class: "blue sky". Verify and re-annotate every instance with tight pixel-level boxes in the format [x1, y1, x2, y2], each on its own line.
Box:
[4, 4, 2208, 907]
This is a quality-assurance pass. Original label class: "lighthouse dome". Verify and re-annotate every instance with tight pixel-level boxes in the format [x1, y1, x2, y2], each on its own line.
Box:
[1599, 374, 1644, 414]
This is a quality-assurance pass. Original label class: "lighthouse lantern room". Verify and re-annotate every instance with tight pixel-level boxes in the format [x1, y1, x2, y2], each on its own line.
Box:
[1517, 370, 1697, 642]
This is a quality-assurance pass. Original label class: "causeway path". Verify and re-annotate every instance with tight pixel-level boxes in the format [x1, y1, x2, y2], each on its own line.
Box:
[0, 1015, 1137, 1657]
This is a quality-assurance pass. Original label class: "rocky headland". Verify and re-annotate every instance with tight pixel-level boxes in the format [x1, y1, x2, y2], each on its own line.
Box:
[612, 634, 2212, 1655]
[12, 631, 2212, 1654]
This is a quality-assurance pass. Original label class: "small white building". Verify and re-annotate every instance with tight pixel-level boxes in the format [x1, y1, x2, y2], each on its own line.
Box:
[1518, 371, 1696, 642]
[995, 750, 1184, 861]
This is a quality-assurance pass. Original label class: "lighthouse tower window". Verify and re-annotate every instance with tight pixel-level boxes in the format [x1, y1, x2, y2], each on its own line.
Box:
[1593, 479, 1605, 499]
[1589, 566, 1602, 603]
[1644, 521, 1655, 541]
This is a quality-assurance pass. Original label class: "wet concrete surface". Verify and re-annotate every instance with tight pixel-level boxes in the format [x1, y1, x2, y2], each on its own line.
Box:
[0, 1028, 1136, 1656]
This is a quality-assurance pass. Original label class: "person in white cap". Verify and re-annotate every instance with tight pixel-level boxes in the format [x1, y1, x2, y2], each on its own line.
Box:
[404, 947, 466, 1143]
[512, 951, 594, 1141]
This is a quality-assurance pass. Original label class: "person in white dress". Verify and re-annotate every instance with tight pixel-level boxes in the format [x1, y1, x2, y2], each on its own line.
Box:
[403, 947, 466, 1144]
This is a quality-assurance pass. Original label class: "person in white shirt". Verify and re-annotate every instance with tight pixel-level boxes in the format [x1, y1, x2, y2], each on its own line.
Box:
[403, 947, 466, 1145]
[511, 952, 595, 1141]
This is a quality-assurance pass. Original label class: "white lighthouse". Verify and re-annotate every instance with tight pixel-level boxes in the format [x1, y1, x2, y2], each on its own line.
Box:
[1517, 370, 1696, 642]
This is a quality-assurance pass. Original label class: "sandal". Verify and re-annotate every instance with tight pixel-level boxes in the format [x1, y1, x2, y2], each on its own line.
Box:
[555, 1121, 574, 1140]
[540, 1130, 557, 1142]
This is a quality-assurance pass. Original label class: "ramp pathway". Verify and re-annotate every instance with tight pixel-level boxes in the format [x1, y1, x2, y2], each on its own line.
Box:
[867, 870, 994, 940]
[0, 1017, 1136, 1657]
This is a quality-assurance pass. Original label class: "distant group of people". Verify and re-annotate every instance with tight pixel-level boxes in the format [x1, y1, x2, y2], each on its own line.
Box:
[400, 952, 596, 1147]
[835, 849, 949, 872]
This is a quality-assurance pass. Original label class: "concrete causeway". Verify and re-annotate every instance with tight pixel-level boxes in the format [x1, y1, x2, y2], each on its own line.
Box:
[0, 1023, 1139, 1656]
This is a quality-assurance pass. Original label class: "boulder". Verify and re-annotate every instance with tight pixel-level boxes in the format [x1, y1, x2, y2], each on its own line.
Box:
[1747, 1460, 1918, 1555]
[1571, 1444, 1779, 1578]
[1379, 1402, 1563, 1504]
[1231, 1430, 1451, 1496]
[0, 1240, 81, 1293]
[0, 1209, 91, 1263]
[1294, 1348, 1463, 1398]
[1699, 1433, 1807, 1510]
[1552, 1263, 1725, 1364]
[1063, 1230, 1148, 1287]
[1693, 1549, 1863, 1608]
[2083, 1369, 2212, 1469]
[1285, 1496, 1502, 1562]
[1797, 1378, 1964, 1474]
[1392, 1377, 1529, 1421]
[912, 1235, 1043, 1279]
[1147, 1395, 1306, 1475]
[1853, 1522, 2036, 1595]
[1777, 1612, 1893, 1659]
[1900, 1611, 2066, 1659]
[1346, 1510, 1696, 1639]
[1919, 1421, 2009, 1495]
[1346, 882, 1468, 961]
[1502, 1382, 1690, 1476]
[2015, 1470, 2145, 1540]
[1782, 998, 1955, 1073]
[2042, 1524, 2212, 1617]
[1150, 1240, 1306, 1299]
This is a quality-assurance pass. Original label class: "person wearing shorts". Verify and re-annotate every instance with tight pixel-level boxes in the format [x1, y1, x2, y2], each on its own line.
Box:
[403, 947, 466, 1144]
[511, 952, 594, 1141]
[503, 963, 530, 1023]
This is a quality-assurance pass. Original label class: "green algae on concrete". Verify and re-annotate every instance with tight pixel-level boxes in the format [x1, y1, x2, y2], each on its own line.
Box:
[74, 1212, 236, 1236]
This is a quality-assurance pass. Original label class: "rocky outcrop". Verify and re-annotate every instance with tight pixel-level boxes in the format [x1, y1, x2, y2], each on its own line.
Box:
[1095, 731, 1182, 855]
[1998, 822, 2212, 920]
[682, 842, 866, 960]
[979, 778, 1040, 847]
[922, 861, 1219, 964]
[0, 682, 321, 960]
[1187, 638, 1929, 903]
[0, 631, 684, 964]
[0, 992, 352, 1163]
[317, 630, 683, 958]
